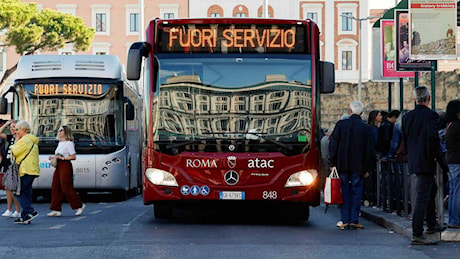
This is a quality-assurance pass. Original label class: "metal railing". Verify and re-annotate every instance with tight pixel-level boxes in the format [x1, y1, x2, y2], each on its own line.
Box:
[363, 158, 445, 221]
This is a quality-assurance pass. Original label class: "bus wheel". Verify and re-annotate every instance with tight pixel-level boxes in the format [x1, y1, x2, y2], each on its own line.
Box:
[153, 203, 173, 219]
[114, 189, 128, 201]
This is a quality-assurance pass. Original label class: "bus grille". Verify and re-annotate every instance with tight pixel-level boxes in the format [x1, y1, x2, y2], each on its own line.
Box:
[31, 60, 62, 71]
[75, 60, 105, 71]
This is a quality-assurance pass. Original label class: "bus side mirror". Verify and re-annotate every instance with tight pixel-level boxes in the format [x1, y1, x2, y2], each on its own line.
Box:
[0, 86, 15, 114]
[127, 42, 151, 80]
[320, 61, 335, 94]
[124, 97, 135, 120]
[0, 96, 7, 114]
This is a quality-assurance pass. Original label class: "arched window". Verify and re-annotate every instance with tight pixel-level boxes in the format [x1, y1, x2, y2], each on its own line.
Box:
[257, 5, 274, 17]
[232, 5, 248, 17]
[207, 5, 223, 17]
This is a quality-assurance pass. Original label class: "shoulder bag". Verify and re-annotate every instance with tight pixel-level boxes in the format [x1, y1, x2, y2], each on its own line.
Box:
[1, 143, 35, 195]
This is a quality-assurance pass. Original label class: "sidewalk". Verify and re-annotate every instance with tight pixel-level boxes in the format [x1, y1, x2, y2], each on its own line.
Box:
[361, 206, 460, 242]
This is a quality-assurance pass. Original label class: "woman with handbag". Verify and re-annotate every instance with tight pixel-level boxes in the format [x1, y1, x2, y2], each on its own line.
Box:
[47, 125, 85, 217]
[11, 120, 40, 224]
[0, 120, 21, 218]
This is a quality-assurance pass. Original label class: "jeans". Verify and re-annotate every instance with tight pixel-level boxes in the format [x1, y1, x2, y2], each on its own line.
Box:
[448, 164, 460, 225]
[14, 174, 36, 218]
[412, 173, 437, 237]
[340, 173, 364, 224]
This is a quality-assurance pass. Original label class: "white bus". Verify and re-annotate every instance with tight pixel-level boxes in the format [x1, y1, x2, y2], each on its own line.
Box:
[0, 55, 143, 200]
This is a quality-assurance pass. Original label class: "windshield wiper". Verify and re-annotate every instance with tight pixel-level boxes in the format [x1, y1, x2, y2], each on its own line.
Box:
[165, 139, 210, 149]
[250, 133, 294, 151]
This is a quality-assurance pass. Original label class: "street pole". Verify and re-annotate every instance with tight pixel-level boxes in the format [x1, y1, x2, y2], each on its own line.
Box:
[341, 14, 380, 101]
[358, 20, 362, 101]
[139, 0, 145, 41]
[263, 0, 268, 18]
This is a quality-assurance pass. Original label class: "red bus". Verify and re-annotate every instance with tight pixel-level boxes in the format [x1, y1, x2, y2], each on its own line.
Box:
[127, 18, 335, 220]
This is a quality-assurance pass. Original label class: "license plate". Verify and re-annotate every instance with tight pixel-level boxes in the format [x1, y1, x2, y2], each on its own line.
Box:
[219, 191, 245, 200]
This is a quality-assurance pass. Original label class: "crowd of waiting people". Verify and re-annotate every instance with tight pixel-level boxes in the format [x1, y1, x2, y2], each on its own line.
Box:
[321, 86, 460, 246]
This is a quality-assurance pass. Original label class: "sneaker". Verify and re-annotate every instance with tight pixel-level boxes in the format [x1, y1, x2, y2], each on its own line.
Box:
[14, 217, 29, 225]
[12, 211, 20, 218]
[339, 223, 349, 230]
[411, 235, 437, 245]
[350, 223, 364, 229]
[2, 209, 13, 217]
[23, 211, 39, 224]
[47, 211, 62, 217]
[426, 223, 446, 234]
[75, 204, 86, 216]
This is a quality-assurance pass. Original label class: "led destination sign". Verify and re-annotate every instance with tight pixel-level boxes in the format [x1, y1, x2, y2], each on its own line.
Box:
[168, 28, 296, 49]
[158, 23, 308, 53]
[31, 83, 104, 96]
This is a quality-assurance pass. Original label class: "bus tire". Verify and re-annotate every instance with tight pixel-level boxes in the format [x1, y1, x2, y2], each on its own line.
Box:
[153, 203, 173, 219]
[114, 189, 128, 201]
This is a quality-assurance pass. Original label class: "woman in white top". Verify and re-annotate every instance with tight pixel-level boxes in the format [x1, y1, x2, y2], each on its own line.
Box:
[47, 126, 85, 217]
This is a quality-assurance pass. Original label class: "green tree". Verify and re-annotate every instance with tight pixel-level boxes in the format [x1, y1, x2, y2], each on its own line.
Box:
[0, 0, 95, 90]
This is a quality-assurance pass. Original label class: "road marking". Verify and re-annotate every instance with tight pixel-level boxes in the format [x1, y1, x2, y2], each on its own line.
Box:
[104, 205, 115, 209]
[49, 224, 66, 230]
[71, 216, 86, 221]
[90, 210, 102, 215]
[122, 208, 149, 227]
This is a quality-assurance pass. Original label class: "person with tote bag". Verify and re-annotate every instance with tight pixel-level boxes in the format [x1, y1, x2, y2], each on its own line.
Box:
[329, 100, 374, 230]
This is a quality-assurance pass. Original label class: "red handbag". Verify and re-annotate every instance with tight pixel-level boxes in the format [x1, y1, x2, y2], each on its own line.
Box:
[324, 167, 343, 205]
[0, 172, 5, 190]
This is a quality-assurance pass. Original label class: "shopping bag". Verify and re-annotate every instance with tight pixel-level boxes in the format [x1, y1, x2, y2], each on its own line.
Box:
[324, 167, 343, 205]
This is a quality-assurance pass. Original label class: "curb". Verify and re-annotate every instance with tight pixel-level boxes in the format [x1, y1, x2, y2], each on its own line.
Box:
[360, 206, 460, 242]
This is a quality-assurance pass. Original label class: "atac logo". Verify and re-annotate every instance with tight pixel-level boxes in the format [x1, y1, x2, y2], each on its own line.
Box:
[227, 156, 237, 169]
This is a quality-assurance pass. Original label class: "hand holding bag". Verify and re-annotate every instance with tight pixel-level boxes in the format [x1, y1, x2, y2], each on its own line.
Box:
[50, 156, 58, 168]
[324, 167, 343, 205]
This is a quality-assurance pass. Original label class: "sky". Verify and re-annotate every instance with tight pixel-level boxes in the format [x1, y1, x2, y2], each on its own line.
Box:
[369, 0, 399, 9]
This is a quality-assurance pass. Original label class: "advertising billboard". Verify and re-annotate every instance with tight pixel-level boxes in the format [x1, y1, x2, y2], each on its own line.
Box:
[409, 0, 457, 60]
[381, 19, 416, 78]
[395, 9, 432, 71]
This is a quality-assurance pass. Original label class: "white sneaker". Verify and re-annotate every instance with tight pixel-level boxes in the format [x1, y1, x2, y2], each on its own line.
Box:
[1, 209, 13, 217]
[75, 204, 86, 216]
[47, 211, 62, 217]
[12, 211, 20, 218]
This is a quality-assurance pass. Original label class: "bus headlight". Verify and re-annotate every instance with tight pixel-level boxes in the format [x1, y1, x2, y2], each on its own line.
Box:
[284, 170, 317, 187]
[145, 168, 179, 187]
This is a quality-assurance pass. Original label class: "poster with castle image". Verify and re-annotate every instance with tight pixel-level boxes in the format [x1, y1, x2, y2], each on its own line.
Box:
[409, 0, 457, 60]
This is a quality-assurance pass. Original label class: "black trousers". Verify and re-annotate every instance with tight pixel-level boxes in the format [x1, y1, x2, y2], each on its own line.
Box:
[412, 173, 438, 237]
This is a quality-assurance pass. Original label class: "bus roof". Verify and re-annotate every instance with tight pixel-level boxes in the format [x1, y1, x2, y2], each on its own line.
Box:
[14, 55, 122, 81]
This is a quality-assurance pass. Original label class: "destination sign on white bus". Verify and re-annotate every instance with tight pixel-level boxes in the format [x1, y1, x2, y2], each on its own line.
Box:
[31, 83, 104, 96]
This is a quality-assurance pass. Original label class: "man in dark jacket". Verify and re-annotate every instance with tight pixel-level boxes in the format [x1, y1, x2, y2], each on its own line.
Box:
[402, 86, 449, 245]
[329, 100, 374, 230]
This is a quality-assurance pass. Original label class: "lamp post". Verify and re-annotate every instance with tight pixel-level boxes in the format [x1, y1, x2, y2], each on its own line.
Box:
[341, 14, 380, 101]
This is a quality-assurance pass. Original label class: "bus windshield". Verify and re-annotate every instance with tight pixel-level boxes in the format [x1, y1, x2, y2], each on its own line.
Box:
[154, 54, 313, 155]
[17, 82, 125, 153]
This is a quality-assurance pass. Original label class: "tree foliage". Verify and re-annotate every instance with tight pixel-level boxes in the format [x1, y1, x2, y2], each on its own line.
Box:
[0, 0, 95, 89]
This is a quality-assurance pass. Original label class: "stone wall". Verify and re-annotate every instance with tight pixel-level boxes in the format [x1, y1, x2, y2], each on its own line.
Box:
[320, 69, 460, 130]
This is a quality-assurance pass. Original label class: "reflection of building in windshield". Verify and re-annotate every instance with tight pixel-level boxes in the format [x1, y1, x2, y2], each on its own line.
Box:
[158, 75, 312, 138]
[31, 97, 114, 142]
